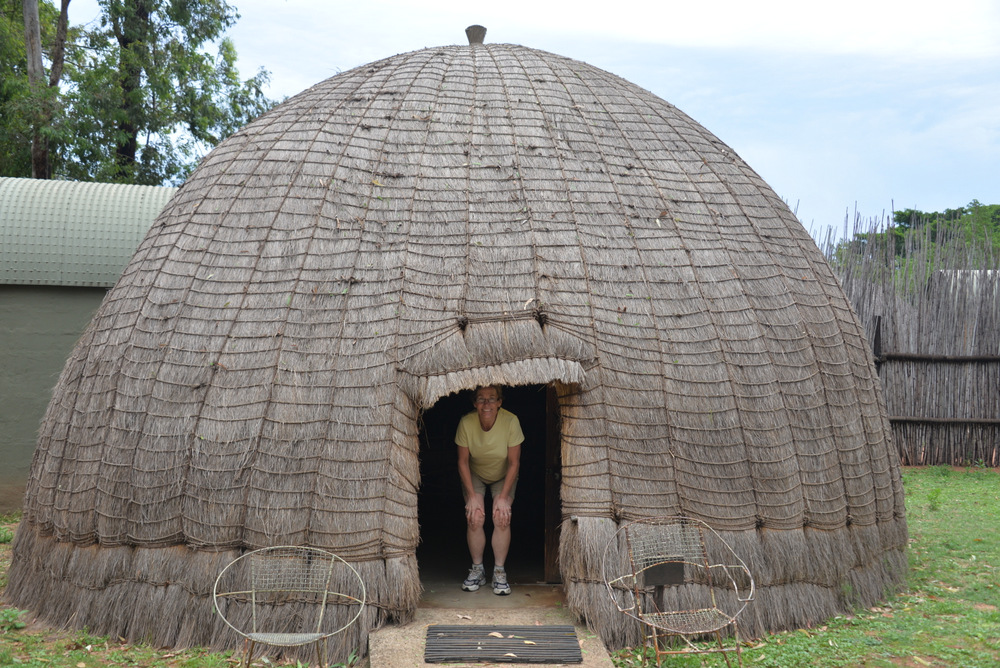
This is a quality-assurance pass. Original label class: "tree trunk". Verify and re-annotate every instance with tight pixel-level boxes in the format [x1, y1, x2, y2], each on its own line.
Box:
[22, 0, 50, 178]
[49, 0, 71, 88]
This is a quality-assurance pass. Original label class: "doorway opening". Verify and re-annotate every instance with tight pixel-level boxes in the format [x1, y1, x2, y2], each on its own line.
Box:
[416, 383, 562, 588]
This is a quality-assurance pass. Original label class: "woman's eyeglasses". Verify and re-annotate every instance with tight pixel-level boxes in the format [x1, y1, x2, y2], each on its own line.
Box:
[475, 397, 499, 405]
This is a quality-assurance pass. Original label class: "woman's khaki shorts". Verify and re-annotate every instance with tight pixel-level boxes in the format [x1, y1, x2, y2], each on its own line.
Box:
[471, 474, 517, 500]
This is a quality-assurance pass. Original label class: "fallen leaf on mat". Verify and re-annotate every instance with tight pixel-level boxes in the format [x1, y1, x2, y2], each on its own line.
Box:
[504, 653, 518, 657]
[488, 632, 504, 638]
[524, 640, 537, 645]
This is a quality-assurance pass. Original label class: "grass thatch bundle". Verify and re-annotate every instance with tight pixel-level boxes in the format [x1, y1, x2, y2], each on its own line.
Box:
[6, 30, 907, 661]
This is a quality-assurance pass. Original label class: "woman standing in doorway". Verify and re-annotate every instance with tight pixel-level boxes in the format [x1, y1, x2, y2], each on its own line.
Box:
[455, 385, 524, 595]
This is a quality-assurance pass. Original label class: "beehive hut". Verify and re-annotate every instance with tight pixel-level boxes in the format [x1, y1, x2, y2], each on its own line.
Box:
[6, 27, 907, 660]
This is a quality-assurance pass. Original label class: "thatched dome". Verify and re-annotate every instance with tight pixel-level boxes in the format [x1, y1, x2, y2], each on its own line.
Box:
[7, 30, 907, 658]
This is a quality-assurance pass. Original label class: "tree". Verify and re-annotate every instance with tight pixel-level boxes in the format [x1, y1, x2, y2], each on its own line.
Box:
[828, 201, 1000, 275]
[19, 0, 68, 177]
[1, 0, 276, 185]
[891, 203, 1000, 252]
[61, 0, 276, 184]
[0, 0, 67, 177]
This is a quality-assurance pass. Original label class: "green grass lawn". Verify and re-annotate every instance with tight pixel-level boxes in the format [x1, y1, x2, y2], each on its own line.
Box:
[2, 467, 999, 667]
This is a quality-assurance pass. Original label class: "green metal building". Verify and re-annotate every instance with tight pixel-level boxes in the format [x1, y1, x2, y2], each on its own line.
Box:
[0, 177, 175, 512]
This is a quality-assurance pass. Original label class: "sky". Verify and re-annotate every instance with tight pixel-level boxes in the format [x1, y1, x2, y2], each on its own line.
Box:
[70, 0, 1000, 242]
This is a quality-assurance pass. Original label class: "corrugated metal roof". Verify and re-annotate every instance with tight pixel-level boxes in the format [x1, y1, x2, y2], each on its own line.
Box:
[0, 177, 175, 287]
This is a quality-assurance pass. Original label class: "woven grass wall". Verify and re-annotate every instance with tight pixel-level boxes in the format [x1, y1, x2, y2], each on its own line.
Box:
[834, 220, 1000, 466]
[5, 36, 907, 659]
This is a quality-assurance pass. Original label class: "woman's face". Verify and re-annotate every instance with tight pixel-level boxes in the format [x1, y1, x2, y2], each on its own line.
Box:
[474, 386, 502, 423]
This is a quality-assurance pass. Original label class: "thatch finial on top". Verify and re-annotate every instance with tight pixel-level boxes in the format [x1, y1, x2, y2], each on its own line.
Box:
[466, 25, 486, 45]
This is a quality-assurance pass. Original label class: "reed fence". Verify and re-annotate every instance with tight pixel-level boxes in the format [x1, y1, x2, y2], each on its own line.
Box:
[830, 219, 1000, 466]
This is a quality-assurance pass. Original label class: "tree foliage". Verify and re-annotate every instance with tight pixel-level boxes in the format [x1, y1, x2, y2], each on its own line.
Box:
[1, 0, 278, 185]
[892, 201, 1000, 251]
[828, 201, 1000, 277]
[0, 0, 66, 177]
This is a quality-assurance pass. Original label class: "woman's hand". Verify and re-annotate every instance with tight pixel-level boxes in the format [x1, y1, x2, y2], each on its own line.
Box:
[465, 494, 486, 528]
[493, 495, 512, 528]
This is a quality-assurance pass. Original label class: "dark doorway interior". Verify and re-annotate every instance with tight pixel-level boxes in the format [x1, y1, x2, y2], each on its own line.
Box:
[417, 384, 551, 586]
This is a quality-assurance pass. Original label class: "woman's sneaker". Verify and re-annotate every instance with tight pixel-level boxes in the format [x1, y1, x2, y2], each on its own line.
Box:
[492, 567, 511, 595]
[462, 564, 486, 591]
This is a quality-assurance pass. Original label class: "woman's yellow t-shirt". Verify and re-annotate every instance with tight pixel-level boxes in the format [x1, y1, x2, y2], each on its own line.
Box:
[455, 408, 525, 483]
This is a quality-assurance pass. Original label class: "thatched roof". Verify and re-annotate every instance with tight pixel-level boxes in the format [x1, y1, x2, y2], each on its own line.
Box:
[6, 30, 907, 661]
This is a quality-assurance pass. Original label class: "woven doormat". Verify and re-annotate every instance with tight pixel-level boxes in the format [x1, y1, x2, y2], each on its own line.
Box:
[424, 624, 583, 663]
